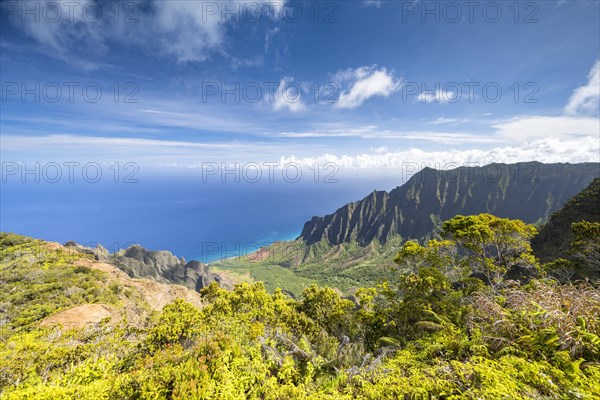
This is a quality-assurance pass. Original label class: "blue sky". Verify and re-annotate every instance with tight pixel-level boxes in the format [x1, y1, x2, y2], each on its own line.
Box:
[1, 0, 599, 173]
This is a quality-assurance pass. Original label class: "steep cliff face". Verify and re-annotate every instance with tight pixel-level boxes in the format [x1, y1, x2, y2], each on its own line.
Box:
[532, 177, 600, 263]
[300, 162, 600, 246]
[64, 242, 219, 291]
[301, 190, 391, 245]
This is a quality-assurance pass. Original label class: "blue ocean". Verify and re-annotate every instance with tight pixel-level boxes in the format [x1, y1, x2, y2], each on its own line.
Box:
[1, 169, 401, 263]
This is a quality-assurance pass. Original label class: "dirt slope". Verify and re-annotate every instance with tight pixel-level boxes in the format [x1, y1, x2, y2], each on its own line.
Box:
[40, 245, 204, 330]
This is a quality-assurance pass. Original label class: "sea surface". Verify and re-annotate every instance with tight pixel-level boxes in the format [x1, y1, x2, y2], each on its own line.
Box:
[1, 169, 402, 263]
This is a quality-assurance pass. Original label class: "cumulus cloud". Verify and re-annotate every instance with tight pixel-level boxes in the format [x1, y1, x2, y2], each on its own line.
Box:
[279, 136, 600, 170]
[564, 60, 600, 116]
[334, 66, 402, 109]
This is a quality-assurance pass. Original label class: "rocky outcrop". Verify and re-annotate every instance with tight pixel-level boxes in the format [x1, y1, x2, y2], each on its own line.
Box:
[300, 162, 600, 246]
[64, 241, 109, 259]
[64, 242, 219, 292]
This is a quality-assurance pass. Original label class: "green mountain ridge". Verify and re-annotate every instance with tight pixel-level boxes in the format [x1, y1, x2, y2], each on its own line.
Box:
[301, 162, 600, 246]
[213, 162, 600, 293]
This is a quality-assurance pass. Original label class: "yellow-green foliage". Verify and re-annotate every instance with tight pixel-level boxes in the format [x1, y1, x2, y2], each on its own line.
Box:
[442, 214, 539, 284]
[0, 233, 120, 331]
[1, 217, 599, 399]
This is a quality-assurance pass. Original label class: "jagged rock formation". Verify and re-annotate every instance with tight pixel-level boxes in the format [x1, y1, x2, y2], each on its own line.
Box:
[532, 177, 600, 263]
[64, 241, 110, 259]
[300, 162, 600, 246]
[64, 242, 219, 291]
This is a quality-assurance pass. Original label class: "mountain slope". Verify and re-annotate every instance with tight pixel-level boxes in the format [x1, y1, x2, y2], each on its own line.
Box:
[0, 233, 203, 333]
[300, 162, 600, 246]
[532, 177, 600, 264]
[211, 162, 600, 293]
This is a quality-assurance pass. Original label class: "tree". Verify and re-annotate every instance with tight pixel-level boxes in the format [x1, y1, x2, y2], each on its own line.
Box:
[299, 285, 354, 337]
[394, 239, 464, 280]
[441, 214, 539, 286]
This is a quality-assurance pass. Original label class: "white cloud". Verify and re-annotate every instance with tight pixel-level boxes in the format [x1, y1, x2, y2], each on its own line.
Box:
[492, 115, 599, 140]
[0, 134, 283, 164]
[564, 60, 600, 116]
[144, 1, 223, 63]
[392, 131, 499, 144]
[0, 134, 233, 150]
[272, 78, 306, 112]
[7, 0, 288, 65]
[363, 0, 382, 7]
[3, 134, 597, 171]
[429, 117, 459, 125]
[277, 125, 379, 138]
[417, 89, 457, 104]
[372, 146, 389, 153]
[334, 66, 402, 109]
[277, 126, 499, 144]
[11, 0, 107, 69]
[279, 136, 600, 170]
[265, 27, 280, 52]
[488, 60, 599, 142]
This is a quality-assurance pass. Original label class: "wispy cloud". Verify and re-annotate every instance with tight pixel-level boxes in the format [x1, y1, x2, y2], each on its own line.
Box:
[417, 88, 457, 104]
[489, 60, 599, 142]
[277, 126, 499, 144]
[272, 77, 306, 112]
[363, 0, 382, 8]
[492, 115, 599, 140]
[564, 60, 600, 116]
[264, 27, 281, 53]
[0, 134, 286, 164]
[429, 117, 459, 125]
[1, 134, 233, 149]
[8, 0, 108, 69]
[6, 0, 289, 66]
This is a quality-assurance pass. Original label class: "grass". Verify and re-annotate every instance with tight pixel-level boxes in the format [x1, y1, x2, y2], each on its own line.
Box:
[211, 261, 318, 297]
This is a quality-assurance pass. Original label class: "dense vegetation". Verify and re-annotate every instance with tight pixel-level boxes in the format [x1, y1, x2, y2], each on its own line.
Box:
[533, 177, 600, 281]
[211, 236, 403, 295]
[1, 208, 600, 399]
[213, 164, 600, 292]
